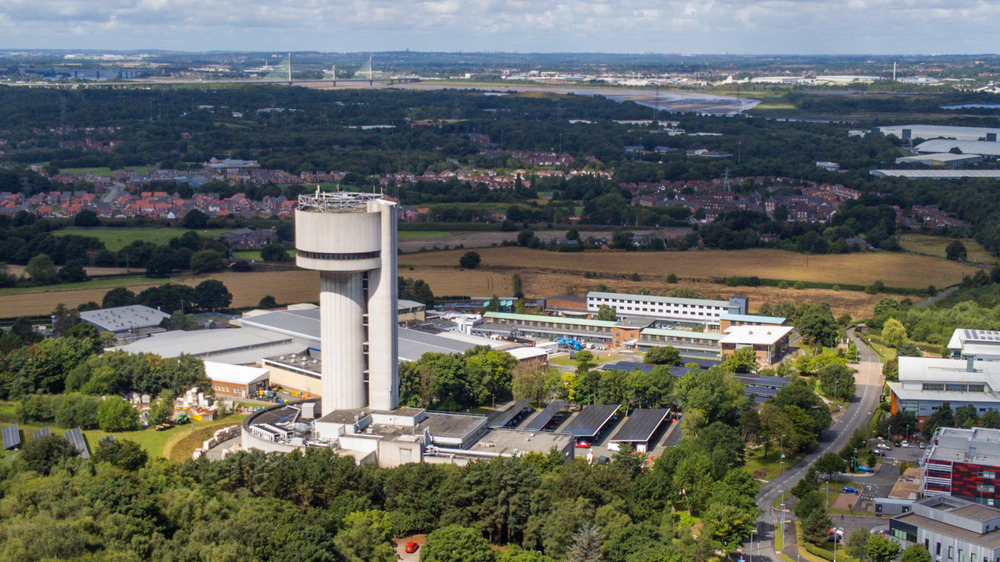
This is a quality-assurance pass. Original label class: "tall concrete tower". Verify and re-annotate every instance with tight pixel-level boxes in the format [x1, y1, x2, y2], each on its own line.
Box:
[295, 189, 398, 415]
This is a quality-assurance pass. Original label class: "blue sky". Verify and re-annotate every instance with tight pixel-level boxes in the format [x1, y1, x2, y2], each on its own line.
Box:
[0, 0, 996, 54]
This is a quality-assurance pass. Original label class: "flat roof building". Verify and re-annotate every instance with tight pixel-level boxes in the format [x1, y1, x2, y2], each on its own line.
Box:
[586, 291, 748, 325]
[874, 125, 1000, 142]
[896, 153, 983, 167]
[204, 361, 270, 399]
[887, 358, 1000, 423]
[916, 140, 1000, 158]
[949, 330, 1000, 362]
[870, 170, 1000, 179]
[719, 325, 795, 367]
[81, 305, 170, 335]
[889, 496, 1000, 561]
[922, 427, 1000, 506]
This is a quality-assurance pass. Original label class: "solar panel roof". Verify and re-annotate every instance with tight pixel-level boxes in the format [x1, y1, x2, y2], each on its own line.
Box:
[32, 427, 50, 439]
[64, 427, 89, 459]
[487, 399, 532, 428]
[611, 409, 671, 443]
[737, 375, 791, 389]
[560, 404, 620, 438]
[522, 400, 567, 431]
[2, 424, 20, 450]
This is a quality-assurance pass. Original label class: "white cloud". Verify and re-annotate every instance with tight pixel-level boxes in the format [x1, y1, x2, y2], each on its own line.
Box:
[0, 0, 996, 53]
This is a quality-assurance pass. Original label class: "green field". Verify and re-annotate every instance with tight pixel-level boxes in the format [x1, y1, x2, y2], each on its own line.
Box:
[0, 275, 156, 297]
[398, 230, 452, 240]
[0, 402, 245, 461]
[56, 227, 216, 251]
[59, 166, 152, 177]
[899, 233, 998, 265]
[233, 250, 262, 261]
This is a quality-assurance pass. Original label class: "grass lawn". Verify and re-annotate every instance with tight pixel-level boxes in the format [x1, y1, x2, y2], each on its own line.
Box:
[549, 354, 619, 367]
[233, 250, 262, 261]
[899, 234, 997, 265]
[746, 446, 802, 483]
[55, 227, 217, 252]
[59, 166, 152, 177]
[398, 231, 453, 240]
[0, 413, 246, 461]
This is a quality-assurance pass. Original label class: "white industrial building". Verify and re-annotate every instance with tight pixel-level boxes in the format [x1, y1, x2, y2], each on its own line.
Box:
[895, 153, 983, 167]
[870, 170, 1000, 179]
[949, 330, 1000, 362]
[874, 125, 1000, 142]
[81, 305, 170, 336]
[586, 291, 748, 325]
[915, 140, 1000, 158]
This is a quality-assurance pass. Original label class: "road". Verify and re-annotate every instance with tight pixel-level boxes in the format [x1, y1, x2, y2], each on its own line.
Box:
[747, 327, 883, 562]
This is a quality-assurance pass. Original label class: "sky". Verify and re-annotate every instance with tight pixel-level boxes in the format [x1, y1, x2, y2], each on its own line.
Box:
[1, 0, 998, 54]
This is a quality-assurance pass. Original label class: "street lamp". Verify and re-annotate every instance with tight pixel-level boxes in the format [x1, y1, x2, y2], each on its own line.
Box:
[750, 528, 756, 562]
[780, 434, 786, 475]
[835, 379, 839, 403]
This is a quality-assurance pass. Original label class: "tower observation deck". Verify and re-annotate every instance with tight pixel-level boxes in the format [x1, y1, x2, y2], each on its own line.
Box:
[295, 189, 398, 415]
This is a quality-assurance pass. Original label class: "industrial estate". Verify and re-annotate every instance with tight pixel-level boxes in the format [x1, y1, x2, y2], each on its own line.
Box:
[7, 50, 1000, 561]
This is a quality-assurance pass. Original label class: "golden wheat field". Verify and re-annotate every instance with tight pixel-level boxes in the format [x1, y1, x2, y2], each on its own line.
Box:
[0, 270, 322, 318]
[398, 247, 975, 289]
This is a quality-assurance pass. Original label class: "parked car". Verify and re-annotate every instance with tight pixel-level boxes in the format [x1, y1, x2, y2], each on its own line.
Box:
[858, 465, 875, 473]
[918, 442, 927, 449]
[901, 440, 910, 448]
[828, 528, 845, 541]
[405, 542, 419, 554]
[894, 441, 901, 448]
[843, 486, 860, 494]
[575, 439, 591, 449]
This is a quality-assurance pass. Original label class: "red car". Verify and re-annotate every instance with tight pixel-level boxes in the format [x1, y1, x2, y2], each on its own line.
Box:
[575, 440, 591, 449]
[405, 542, 419, 554]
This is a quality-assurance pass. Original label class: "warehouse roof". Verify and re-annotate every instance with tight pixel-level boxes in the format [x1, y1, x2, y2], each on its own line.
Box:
[720, 313, 786, 324]
[870, 169, 1000, 179]
[115, 326, 293, 358]
[204, 361, 270, 386]
[896, 153, 982, 164]
[874, 124, 1000, 142]
[81, 305, 171, 333]
[916, 140, 1000, 157]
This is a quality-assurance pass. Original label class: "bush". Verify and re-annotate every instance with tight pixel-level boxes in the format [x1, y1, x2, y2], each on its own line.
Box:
[96, 396, 140, 432]
[459, 251, 481, 269]
[20, 434, 78, 475]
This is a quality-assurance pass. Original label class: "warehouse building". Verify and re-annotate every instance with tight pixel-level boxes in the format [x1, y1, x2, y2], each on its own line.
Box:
[874, 125, 1000, 142]
[81, 305, 170, 337]
[915, 140, 1000, 158]
[870, 170, 1000, 179]
[895, 153, 983, 167]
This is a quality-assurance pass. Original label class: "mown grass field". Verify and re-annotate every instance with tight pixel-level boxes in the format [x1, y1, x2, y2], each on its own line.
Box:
[56, 227, 216, 251]
[899, 234, 998, 265]
[59, 166, 152, 177]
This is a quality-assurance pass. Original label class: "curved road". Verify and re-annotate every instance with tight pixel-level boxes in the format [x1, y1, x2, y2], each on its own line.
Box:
[746, 328, 883, 562]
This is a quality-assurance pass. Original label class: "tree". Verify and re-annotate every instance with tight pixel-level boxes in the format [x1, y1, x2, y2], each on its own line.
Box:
[566, 227, 580, 241]
[643, 346, 681, 366]
[145, 247, 175, 278]
[517, 230, 536, 247]
[96, 396, 140, 432]
[56, 393, 101, 429]
[795, 303, 839, 345]
[460, 251, 482, 269]
[815, 452, 847, 480]
[333, 510, 397, 562]
[702, 502, 757, 554]
[422, 525, 496, 562]
[258, 295, 277, 308]
[74, 209, 100, 227]
[189, 249, 224, 273]
[801, 508, 833, 546]
[26, 254, 58, 285]
[93, 438, 149, 471]
[818, 363, 857, 401]
[847, 528, 871, 561]
[182, 209, 208, 228]
[194, 279, 232, 311]
[882, 318, 908, 349]
[260, 242, 291, 262]
[58, 260, 88, 283]
[20, 434, 78, 475]
[722, 347, 758, 374]
[166, 310, 198, 331]
[566, 523, 603, 562]
[596, 304, 617, 322]
[901, 544, 932, 562]
[865, 534, 902, 562]
[945, 240, 968, 262]
[102, 287, 136, 308]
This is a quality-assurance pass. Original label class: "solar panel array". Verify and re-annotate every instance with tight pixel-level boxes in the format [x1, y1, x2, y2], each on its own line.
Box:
[560, 404, 620, 438]
[737, 375, 790, 389]
[32, 427, 50, 439]
[2, 424, 20, 450]
[522, 400, 567, 431]
[64, 427, 89, 459]
[966, 330, 1000, 342]
[611, 409, 671, 443]
[487, 398, 532, 428]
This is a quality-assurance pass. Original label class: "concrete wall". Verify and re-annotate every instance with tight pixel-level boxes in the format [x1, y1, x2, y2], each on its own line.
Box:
[266, 365, 322, 395]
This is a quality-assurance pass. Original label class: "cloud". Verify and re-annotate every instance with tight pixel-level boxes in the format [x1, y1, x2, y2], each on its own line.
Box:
[0, 0, 997, 53]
